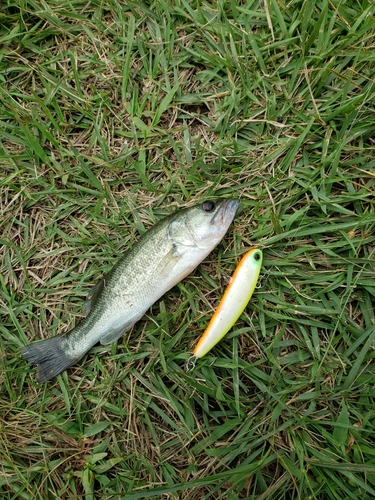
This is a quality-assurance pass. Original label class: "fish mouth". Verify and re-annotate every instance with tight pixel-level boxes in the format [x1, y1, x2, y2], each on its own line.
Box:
[212, 199, 239, 226]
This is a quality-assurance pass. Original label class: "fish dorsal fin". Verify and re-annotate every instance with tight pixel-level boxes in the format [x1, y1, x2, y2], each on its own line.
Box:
[83, 278, 105, 316]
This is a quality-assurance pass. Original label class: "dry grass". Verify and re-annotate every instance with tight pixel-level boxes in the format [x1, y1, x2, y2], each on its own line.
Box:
[1, 0, 375, 499]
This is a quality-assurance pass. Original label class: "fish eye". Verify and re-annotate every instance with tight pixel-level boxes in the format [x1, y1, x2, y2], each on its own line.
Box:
[202, 201, 216, 213]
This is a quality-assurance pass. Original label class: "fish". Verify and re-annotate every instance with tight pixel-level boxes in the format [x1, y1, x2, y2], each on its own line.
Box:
[191, 248, 263, 361]
[21, 199, 239, 382]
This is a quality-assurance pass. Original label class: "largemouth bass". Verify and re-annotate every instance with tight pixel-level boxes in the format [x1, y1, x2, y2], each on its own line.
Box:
[22, 199, 239, 382]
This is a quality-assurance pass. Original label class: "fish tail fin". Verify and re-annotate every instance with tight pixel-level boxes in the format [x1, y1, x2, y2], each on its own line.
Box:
[21, 335, 77, 382]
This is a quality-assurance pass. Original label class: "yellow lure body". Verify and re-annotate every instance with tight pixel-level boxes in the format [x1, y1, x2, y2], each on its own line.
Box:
[193, 248, 263, 359]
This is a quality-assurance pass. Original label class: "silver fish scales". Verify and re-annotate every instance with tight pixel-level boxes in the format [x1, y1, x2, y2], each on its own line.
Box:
[22, 199, 239, 382]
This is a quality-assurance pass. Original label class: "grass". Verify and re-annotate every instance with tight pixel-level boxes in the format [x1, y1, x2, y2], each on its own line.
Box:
[1, 0, 375, 498]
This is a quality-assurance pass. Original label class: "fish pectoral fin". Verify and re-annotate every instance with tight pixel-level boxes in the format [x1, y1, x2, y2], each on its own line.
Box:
[158, 246, 180, 273]
[99, 316, 140, 345]
[83, 278, 105, 316]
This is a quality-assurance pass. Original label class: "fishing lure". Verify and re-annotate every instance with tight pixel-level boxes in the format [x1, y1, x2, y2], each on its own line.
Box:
[188, 248, 263, 367]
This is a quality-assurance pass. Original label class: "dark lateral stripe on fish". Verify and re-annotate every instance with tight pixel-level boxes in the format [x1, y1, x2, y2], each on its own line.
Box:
[21, 199, 239, 382]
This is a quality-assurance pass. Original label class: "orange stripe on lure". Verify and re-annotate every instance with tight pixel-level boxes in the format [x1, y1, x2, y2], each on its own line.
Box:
[191, 248, 263, 363]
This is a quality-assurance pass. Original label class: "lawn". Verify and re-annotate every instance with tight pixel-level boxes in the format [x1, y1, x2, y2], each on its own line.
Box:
[1, 0, 375, 498]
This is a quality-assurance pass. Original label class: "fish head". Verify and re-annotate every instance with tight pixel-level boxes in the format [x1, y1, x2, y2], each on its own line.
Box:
[168, 199, 239, 251]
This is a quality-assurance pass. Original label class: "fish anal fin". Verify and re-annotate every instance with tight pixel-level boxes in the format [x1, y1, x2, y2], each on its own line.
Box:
[99, 317, 141, 345]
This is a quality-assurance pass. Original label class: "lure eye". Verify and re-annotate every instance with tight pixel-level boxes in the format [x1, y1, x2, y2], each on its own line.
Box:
[201, 201, 216, 213]
[254, 251, 261, 261]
